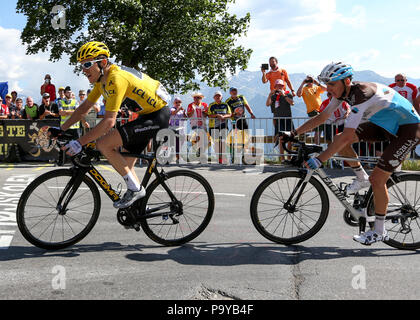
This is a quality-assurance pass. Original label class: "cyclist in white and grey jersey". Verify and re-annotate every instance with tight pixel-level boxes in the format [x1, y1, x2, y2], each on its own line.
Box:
[286, 62, 420, 245]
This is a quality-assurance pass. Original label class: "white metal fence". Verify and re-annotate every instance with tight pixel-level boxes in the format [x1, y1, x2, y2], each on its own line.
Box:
[86, 116, 419, 166]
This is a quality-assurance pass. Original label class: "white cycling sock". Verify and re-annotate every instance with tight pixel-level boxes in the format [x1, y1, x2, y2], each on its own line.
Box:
[123, 171, 141, 192]
[352, 165, 369, 181]
[374, 214, 386, 234]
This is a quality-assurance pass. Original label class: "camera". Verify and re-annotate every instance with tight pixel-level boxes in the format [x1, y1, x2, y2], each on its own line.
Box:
[261, 64, 269, 71]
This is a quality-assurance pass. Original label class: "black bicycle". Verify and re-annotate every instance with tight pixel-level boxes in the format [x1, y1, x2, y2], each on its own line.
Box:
[250, 133, 420, 250]
[16, 135, 215, 250]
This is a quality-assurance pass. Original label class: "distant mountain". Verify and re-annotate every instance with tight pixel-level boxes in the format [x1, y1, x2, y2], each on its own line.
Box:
[175, 70, 420, 120]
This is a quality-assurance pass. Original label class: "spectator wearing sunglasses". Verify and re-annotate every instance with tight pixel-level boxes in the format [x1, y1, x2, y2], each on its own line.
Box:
[40, 74, 57, 102]
[389, 73, 418, 105]
[39, 93, 60, 120]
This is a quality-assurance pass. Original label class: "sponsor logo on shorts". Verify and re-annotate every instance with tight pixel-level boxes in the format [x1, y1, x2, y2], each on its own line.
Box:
[393, 139, 419, 161]
[134, 125, 160, 133]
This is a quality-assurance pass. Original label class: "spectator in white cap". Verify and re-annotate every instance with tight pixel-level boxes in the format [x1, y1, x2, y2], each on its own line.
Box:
[187, 92, 208, 130]
[207, 91, 232, 164]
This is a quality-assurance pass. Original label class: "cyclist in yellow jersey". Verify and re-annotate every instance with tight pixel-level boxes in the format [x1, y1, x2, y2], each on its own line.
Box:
[56, 41, 171, 208]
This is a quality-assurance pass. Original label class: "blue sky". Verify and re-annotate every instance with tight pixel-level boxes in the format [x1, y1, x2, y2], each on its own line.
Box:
[1, 0, 420, 100]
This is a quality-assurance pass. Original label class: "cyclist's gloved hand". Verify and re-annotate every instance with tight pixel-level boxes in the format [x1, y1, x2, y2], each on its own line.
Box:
[48, 127, 64, 138]
[64, 140, 82, 156]
[304, 156, 322, 170]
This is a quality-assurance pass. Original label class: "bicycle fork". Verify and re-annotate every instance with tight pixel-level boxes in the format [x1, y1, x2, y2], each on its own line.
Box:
[56, 169, 88, 215]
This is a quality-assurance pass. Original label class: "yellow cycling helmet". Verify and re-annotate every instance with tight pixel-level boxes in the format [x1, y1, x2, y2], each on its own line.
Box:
[77, 41, 110, 62]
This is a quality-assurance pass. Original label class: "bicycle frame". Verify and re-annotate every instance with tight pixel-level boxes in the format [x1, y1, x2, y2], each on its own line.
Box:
[56, 151, 173, 213]
[297, 154, 414, 224]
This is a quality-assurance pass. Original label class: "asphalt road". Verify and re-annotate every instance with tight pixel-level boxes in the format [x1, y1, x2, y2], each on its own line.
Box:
[0, 162, 419, 300]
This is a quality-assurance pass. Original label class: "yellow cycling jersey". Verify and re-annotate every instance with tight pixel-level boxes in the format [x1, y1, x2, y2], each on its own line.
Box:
[87, 65, 170, 115]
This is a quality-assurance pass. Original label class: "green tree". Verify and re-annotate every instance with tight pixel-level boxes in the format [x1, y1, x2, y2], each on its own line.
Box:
[16, 0, 252, 93]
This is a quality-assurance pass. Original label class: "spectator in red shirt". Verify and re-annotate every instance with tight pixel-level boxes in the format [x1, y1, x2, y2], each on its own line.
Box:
[40, 74, 57, 102]
[319, 92, 350, 144]
[389, 73, 417, 105]
[187, 92, 208, 130]
[0, 97, 9, 119]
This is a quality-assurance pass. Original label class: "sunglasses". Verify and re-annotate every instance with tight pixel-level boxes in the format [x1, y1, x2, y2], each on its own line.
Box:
[80, 59, 103, 69]
[396, 79, 406, 82]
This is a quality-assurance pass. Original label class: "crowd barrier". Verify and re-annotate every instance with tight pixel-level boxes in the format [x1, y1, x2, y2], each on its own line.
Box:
[1, 117, 418, 165]
[0, 119, 60, 162]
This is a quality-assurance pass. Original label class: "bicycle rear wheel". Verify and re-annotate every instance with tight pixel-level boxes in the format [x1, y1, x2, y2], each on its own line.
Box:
[367, 174, 420, 250]
[16, 169, 101, 250]
[250, 171, 330, 245]
[139, 170, 214, 246]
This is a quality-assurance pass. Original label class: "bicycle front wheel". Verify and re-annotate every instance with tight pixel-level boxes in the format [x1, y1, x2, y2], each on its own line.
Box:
[250, 171, 330, 245]
[16, 169, 101, 250]
[139, 170, 215, 246]
[367, 174, 420, 250]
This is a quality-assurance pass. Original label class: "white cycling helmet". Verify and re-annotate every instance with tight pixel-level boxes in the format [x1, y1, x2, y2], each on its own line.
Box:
[318, 62, 354, 84]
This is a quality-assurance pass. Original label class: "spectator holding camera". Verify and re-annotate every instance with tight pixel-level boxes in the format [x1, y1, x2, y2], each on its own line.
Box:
[40, 74, 56, 102]
[266, 79, 294, 161]
[262, 57, 296, 96]
[297, 75, 326, 144]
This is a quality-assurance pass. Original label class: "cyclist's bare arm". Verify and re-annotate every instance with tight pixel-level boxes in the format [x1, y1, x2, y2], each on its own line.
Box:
[78, 111, 118, 146]
[295, 98, 340, 134]
[317, 128, 359, 163]
[61, 99, 95, 130]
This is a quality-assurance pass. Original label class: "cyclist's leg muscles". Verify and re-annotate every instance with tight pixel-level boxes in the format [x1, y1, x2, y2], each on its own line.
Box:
[371, 123, 420, 214]
[97, 129, 135, 178]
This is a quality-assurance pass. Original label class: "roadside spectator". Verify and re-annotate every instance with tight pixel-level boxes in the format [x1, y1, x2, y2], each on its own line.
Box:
[9, 98, 23, 119]
[82, 89, 100, 132]
[22, 97, 39, 120]
[319, 92, 350, 144]
[262, 57, 296, 96]
[55, 86, 65, 105]
[170, 97, 187, 161]
[11, 91, 17, 104]
[207, 91, 232, 164]
[297, 75, 326, 144]
[226, 87, 256, 131]
[58, 86, 79, 165]
[0, 97, 8, 119]
[187, 92, 209, 158]
[187, 92, 208, 130]
[266, 79, 295, 159]
[389, 73, 417, 105]
[40, 74, 56, 102]
[4, 94, 15, 117]
[38, 93, 60, 120]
